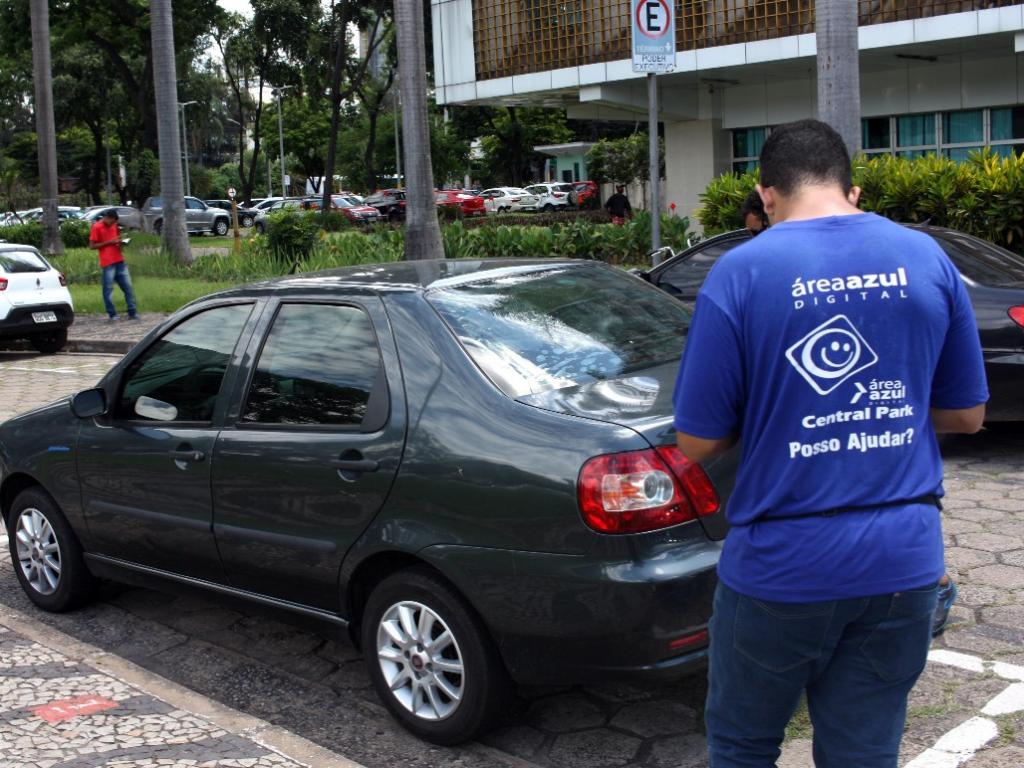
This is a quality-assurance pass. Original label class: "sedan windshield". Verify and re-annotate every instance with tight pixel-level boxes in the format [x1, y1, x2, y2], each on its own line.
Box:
[427, 265, 691, 397]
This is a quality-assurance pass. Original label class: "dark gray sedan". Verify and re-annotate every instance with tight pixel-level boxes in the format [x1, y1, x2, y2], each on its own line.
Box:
[0, 260, 733, 744]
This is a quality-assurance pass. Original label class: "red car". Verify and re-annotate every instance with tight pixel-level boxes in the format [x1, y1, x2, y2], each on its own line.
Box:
[302, 195, 382, 224]
[574, 180, 599, 206]
[435, 190, 487, 217]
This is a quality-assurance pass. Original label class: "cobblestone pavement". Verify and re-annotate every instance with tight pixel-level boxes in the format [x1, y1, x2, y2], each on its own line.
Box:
[66, 313, 168, 345]
[0, 353, 1022, 767]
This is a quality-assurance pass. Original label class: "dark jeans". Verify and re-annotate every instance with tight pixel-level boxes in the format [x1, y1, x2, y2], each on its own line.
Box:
[101, 261, 138, 318]
[706, 581, 939, 768]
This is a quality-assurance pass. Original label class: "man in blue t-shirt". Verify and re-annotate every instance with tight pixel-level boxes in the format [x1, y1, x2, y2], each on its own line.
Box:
[673, 120, 987, 767]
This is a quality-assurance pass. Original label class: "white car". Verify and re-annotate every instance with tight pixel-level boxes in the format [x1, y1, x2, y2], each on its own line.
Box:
[480, 187, 540, 214]
[525, 183, 576, 211]
[0, 244, 74, 354]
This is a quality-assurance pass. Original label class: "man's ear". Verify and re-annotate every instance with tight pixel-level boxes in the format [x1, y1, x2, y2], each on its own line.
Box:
[755, 184, 775, 220]
[847, 185, 862, 207]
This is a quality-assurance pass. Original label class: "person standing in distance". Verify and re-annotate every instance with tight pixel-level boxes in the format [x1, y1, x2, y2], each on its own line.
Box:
[604, 184, 633, 225]
[672, 119, 987, 767]
[739, 189, 769, 236]
[89, 209, 139, 321]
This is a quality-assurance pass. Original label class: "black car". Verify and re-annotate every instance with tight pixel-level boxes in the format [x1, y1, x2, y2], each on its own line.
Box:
[0, 260, 733, 744]
[642, 225, 1024, 422]
[204, 199, 258, 228]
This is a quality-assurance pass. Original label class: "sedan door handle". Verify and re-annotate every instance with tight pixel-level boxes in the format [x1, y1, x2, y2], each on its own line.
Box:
[169, 449, 206, 462]
[328, 458, 379, 473]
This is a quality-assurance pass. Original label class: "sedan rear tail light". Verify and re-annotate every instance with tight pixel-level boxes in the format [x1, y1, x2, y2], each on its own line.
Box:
[553, 193, 566, 198]
[1009, 306, 1024, 329]
[59, 273, 67, 287]
[510, 197, 520, 202]
[578, 446, 719, 534]
[0, 277, 7, 291]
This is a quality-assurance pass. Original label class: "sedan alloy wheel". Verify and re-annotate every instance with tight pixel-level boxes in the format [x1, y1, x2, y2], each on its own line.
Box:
[14, 506, 61, 595]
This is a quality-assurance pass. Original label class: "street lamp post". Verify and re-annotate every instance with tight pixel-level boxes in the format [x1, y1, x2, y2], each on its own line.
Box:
[271, 86, 292, 195]
[178, 100, 197, 197]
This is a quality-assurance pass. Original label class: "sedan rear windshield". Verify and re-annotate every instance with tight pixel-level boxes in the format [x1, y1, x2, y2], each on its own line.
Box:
[935, 232, 1024, 287]
[427, 265, 690, 397]
[0, 250, 48, 273]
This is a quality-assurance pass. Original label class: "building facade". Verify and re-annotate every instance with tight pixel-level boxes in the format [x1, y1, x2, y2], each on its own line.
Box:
[431, 1, 1024, 225]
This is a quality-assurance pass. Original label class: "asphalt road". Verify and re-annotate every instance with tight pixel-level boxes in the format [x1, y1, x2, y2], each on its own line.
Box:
[1, 351, 1022, 767]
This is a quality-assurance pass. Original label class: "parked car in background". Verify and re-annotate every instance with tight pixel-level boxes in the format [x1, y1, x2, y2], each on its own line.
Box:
[19, 207, 83, 222]
[574, 180, 599, 207]
[479, 187, 539, 214]
[434, 190, 486, 218]
[204, 199, 258, 228]
[0, 258, 730, 745]
[77, 206, 144, 231]
[251, 198, 283, 211]
[141, 196, 231, 236]
[364, 189, 406, 220]
[252, 198, 304, 235]
[301, 195, 382, 224]
[641, 225, 1024, 422]
[525, 183, 575, 211]
[0, 243, 73, 354]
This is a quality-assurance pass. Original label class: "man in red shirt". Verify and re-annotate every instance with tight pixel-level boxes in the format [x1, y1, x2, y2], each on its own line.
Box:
[89, 209, 138, 320]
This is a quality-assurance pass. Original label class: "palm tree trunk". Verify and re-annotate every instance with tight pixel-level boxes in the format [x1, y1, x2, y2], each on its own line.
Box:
[29, 0, 62, 256]
[394, 0, 443, 260]
[816, 0, 861, 158]
[150, 0, 191, 264]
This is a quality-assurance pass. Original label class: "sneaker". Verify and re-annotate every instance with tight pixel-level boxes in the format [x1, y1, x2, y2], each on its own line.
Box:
[127, 314, 141, 321]
[106, 315, 119, 322]
[932, 578, 958, 637]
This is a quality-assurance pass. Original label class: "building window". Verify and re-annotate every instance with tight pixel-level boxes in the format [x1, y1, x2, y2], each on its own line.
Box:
[732, 127, 767, 173]
[862, 117, 891, 152]
[990, 106, 1024, 158]
[896, 113, 936, 157]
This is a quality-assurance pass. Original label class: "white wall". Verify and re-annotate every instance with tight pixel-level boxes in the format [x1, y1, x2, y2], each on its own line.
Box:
[664, 116, 732, 232]
[432, 0, 477, 104]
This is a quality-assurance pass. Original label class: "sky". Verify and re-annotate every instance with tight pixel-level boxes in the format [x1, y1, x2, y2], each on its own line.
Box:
[217, 0, 252, 18]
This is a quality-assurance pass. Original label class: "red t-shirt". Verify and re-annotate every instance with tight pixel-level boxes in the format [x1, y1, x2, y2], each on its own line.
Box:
[89, 220, 124, 268]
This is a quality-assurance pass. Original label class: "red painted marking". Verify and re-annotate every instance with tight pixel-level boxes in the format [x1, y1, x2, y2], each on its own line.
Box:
[33, 695, 119, 724]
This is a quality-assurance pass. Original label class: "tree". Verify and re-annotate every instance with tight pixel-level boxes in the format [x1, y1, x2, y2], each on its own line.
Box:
[29, 0, 61, 255]
[460, 107, 572, 187]
[816, 0, 860, 157]
[150, 0, 190, 263]
[394, 0, 442, 260]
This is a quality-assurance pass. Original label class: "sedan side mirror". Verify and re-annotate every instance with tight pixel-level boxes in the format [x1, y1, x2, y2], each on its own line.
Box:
[71, 388, 108, 419]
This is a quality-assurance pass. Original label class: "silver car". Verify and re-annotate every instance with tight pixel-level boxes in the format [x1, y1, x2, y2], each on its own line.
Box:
[141, 196, 231, 236]
[253, 198, 304, 235]
[480, 187, 540, 214]
[525, 183, 576, 211]
[78, 206, 144, 231]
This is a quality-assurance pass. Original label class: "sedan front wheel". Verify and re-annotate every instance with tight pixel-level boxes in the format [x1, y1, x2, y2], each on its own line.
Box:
[7, 488, 94, 612]
[362, 568, 509, 745]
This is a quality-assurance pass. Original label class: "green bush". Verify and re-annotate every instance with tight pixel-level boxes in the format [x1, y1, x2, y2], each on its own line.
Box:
[319, 210, 352, 232]
[0, 221, 43, 247]
[437, 204, 464, 223]
[697, 150, 1024, 252]
[265, 209, 321, 268]
[59, 220, 91, 248]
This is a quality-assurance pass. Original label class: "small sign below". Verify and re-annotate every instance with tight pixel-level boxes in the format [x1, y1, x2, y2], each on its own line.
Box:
[34, 695, 119, 724]
[632, 0, 676, 73]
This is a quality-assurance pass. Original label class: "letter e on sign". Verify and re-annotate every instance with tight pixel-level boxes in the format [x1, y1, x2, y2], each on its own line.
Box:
[636, 0, 670, 38]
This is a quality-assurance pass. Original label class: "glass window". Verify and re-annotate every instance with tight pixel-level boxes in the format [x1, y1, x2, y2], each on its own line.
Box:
[117, 304, 253, 422]
[185, 198, 206, 210]
[732, 128, 766, 160]
[943, 146, 983, 162]
[733, 159, 758, 173]
[942, 110, 984, 144]
[991, 106, 1024, 141]
[427, 265, 690, 398]
[862, 117, 891, 150]
[992, 144, 1024, 159]
[897, 114, 935, 147]
[933, 232, 1024, 286]
[896, 149, 933, 160]
[242, 304, 382, 426]
[656, 240, 745, 301]
[0, 250, 48, 273]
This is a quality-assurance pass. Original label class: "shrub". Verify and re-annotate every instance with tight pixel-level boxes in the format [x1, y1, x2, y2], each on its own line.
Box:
[60, 220, 91, 249]
[265, 209, 320, 269]
[696, 170, 759, 235]
[0, 221, 43, 247]
[319, 210, 352, 232]
[437, 204, 463, 223]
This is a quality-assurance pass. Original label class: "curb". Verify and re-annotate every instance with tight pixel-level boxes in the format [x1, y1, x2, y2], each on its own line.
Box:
[0, 339, 134, 355]
[0, 601, 367, 768]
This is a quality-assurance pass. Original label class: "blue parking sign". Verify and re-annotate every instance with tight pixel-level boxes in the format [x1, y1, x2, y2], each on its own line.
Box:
[632, 0, 676, 73]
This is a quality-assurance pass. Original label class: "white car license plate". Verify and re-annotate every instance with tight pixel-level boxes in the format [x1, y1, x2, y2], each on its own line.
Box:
[32, 311, 57, 324]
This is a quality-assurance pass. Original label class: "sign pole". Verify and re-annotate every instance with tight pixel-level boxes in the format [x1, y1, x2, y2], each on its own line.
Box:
[649, 73, 661, 263]
[632, 0, 673, 266]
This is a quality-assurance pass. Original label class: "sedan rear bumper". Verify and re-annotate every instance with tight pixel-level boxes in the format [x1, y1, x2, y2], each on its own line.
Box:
[420, 536, 720, 685]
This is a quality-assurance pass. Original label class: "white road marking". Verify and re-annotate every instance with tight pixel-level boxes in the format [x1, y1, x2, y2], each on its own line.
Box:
[1, 366, 78, 374]
[905, 718, 999, 768]
[980, 682, 1024, 717]
[906, 651, 1024, 767]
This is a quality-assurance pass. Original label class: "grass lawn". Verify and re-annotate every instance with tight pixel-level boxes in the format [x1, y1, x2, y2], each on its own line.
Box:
[70, 277, 235, 315]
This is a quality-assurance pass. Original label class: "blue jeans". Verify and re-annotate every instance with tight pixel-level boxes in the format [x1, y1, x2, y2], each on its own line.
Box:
[101, 261, 138, 318]
[706, 581, 939, 768]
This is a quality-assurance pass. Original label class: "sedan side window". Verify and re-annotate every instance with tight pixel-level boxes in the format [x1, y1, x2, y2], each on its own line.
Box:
[116, 304, 253, 422]
[186, 198, 206, 210]
[656, 242, 739, 300]
[242, 304, 384, 427]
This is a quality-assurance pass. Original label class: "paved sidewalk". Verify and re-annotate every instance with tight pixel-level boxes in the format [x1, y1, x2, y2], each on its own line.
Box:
[0, 603, 362, 768]
[64, 313, 169, 354]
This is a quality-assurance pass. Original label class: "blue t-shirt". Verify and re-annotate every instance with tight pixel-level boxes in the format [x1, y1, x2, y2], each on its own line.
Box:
[673, 213, 988, 602]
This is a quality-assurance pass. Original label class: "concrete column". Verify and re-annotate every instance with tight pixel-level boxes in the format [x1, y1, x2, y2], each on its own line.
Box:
[664, 118, 732, 234]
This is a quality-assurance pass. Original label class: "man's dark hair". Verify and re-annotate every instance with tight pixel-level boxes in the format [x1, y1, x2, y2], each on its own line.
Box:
[103, 208, 119, 220]
[759, 119, 852, 195]
[739, 190, 765, 221]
